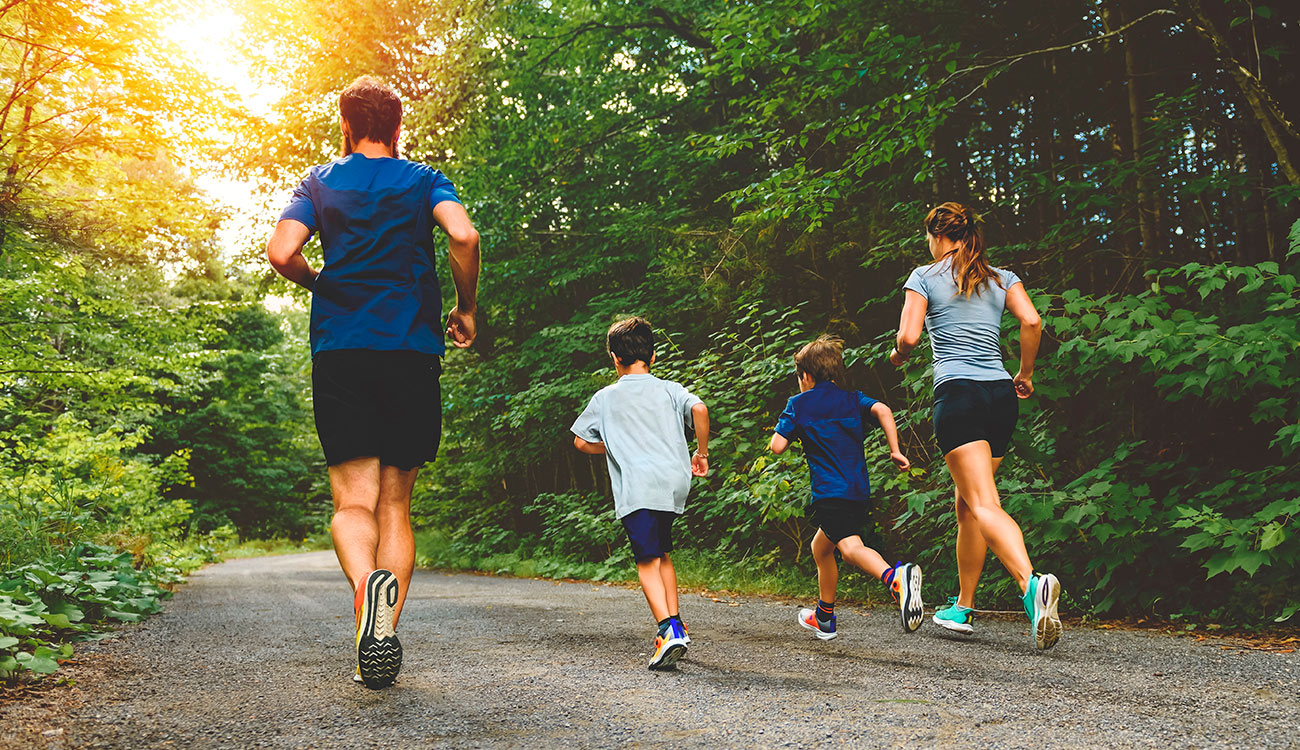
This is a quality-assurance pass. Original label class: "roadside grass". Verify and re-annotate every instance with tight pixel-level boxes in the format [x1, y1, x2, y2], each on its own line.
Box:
[219, 533, 332, 559]
[413, 530, 897, 608]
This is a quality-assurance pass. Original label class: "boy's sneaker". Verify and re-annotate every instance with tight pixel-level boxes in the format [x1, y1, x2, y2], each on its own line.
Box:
[932, 596, 975, 634]
[1022, 573, 1062, 650]
[797, 608, 837, 640]
[648, 621, 687, 670]
[890, 562, 924, 632]
[355, 569, 403, 688]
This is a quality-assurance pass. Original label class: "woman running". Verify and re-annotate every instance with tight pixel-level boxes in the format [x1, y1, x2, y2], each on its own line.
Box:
[889, 202, 1061, 650]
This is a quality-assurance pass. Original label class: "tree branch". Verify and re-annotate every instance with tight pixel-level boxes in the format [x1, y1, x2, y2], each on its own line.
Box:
[1175, 0, 1300, 185]
[940, 8, 1177, 90]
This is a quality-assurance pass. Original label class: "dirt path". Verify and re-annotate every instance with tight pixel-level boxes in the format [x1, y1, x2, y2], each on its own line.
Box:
[3, 552, 1296, 748]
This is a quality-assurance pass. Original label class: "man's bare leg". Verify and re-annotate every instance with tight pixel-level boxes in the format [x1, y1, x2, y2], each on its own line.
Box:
[329, 456, 382, 590]
[376, 464, 418, 626]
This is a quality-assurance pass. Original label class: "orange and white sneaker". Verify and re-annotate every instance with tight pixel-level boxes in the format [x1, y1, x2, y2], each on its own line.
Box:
[355, 569, 402, 689]
[648, 621, 687, 670]
[797, 608, 837, 640]
[890, 562, 924, 633]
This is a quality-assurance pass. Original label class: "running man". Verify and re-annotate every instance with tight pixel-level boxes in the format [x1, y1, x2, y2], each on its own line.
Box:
[890, 202, 1061, 650]
[266, 76, 481, 687]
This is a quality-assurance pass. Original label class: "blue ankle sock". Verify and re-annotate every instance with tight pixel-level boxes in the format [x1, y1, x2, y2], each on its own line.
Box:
[816, 600, 835, 622]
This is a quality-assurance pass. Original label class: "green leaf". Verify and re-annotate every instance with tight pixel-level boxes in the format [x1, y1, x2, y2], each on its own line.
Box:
[1258, 523, 1286, 552]
[0, 636, 19, 650]
[15, 647, 60, 674]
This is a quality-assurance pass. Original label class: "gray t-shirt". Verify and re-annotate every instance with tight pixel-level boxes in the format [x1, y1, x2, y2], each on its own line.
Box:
[903, 259, 1022, 389]
[570, 373, 702, 519]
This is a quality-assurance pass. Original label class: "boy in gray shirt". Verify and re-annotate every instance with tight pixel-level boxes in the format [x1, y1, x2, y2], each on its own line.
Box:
[571, 317, 710, 670]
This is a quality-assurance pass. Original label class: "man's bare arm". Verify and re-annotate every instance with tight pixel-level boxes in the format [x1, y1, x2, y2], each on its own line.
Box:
[266, 220, 316, 290]
[433, 200, 481, 348]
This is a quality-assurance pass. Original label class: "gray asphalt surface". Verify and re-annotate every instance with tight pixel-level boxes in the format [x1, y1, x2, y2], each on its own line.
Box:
[4, 551, 1297, 749]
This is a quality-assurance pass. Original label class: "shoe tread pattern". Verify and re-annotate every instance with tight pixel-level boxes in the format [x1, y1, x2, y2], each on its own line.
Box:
[899, 564, 924, 633]
[358, 570, 403, 689]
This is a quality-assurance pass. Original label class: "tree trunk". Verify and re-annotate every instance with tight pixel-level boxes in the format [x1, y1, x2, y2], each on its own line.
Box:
[1177, 0, 1300, 186]
[1118, 1, 1160, 265]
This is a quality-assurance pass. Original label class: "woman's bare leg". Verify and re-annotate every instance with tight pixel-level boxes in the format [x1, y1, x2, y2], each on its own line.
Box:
[945, 442, 1031, 593]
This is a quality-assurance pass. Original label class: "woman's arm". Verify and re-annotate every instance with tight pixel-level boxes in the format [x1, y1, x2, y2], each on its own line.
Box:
[890, 290, 927, 366]
[1004, 283, 1041, 399]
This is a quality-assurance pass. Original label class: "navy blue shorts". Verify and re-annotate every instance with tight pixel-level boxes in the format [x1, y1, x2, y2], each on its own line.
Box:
[621, 509, 676, 561]
[933, 378, 1019, 458]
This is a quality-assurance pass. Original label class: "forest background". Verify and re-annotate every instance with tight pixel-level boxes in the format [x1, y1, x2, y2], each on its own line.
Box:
[1, 0, 1297, 678]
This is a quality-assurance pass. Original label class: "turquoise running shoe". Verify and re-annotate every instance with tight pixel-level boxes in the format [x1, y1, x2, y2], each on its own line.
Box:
[932, 596, 975, 634]
[1022, 573, 1062, 650]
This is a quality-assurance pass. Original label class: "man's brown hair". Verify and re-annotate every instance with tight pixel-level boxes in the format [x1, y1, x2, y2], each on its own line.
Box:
[794, 335, 847, 385]
[339, 76, 402, 156]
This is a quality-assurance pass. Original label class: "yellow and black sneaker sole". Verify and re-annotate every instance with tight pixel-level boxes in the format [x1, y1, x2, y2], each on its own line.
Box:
[356, 569, 402, 689]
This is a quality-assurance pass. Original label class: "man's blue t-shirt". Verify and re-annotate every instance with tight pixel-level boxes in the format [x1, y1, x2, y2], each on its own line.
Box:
[774, 381, 879, 504]
[279, 154, 462, 356]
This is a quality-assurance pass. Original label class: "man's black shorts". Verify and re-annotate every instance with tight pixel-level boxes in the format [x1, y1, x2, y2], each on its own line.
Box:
[809, 498, 881, 546]
[312, 349, 441, 470]
[932, 378, 1019, 458]
[621, 509, 676, 562]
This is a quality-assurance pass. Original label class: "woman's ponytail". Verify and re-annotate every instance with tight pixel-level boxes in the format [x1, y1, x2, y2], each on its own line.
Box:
[924, 202, 1001, 297]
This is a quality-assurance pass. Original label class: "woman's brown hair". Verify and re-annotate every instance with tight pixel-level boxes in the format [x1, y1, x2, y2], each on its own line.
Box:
[924, 202, 1002, 297]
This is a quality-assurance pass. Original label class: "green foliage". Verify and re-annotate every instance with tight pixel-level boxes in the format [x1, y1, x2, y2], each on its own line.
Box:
[258, 0, 1298, 626]
[0, 544, 180, 679]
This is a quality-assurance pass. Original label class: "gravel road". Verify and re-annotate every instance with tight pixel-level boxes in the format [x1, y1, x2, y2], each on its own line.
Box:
[3, 551, 1296, 749]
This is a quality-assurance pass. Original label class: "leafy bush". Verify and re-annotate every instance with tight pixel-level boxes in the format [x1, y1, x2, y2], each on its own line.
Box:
[0, 544, 180, 679]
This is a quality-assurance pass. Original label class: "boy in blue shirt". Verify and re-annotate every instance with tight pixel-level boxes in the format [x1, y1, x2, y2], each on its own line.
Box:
[769, 335, 923, 639]
[571, 317, 710, 670]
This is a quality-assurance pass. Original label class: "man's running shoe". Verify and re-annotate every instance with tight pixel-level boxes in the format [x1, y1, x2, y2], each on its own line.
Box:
[1022, 572, 1062, 650]
[648, 621, 687, 670]
[681, 621, 690, 644]
[932, 596, 975, 634]
[352, 664, 362, 684]
[355, 569, 403, 688]
[797, 608, 837, 640]
[890, 562, 924, 632]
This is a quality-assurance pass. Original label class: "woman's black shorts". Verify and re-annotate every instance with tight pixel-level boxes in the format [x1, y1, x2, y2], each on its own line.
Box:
[311, 349, 442, 470]
[932, 378, 1019, 458]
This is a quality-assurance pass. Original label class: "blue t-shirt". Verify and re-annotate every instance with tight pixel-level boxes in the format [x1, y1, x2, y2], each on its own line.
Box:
[279, 154, 462, 356]
[774, 382, 879, 504]
[903, 259, 1022, 389]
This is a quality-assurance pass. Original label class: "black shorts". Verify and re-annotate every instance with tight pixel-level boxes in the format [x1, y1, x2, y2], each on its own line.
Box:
[932, 378, 1019, 458]
[809, 498, 880, 546]
[621, 509, 676, 562]
[311, 349, 442, 470]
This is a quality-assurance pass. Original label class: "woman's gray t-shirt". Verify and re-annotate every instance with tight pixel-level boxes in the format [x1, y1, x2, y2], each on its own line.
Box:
[570, 373, 702, 519]
[903, 259, 1022, 389]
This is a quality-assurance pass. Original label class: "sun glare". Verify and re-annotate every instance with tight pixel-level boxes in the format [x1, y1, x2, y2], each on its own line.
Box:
[160, 1, 291, 267]
[162, 1, 282, 114]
